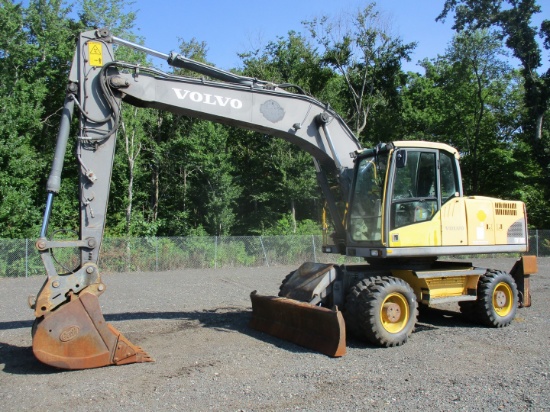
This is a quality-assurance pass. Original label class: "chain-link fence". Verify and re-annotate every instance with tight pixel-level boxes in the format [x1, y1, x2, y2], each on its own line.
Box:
[1, 231, 549, 278]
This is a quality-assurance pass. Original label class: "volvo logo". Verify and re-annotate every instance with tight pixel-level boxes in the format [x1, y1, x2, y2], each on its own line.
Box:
[59, 325, 80, 342]
[172, 88, 243, 109]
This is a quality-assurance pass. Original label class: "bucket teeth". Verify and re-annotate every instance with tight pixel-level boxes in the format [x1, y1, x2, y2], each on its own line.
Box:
[32, 291, 153, 369]
[250, 291, 346, 357]
[108, 323, 154, 365]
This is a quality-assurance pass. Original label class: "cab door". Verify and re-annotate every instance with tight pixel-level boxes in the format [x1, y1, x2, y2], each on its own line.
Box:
[388, 149, 441, 247]
[439, 150, 468, 245]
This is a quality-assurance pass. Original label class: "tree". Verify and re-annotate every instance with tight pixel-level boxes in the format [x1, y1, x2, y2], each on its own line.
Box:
[77, 0, 137, 38]
[443, 30, 516, 194]
[237, 32, 328, 234]
[132, 38, 205, 237]
[186, 122, 241, 236]
[138, 38, 243, 236]
[0, 0, 76, 238]
[402, 30, 525, 194]
[437, 0, 550, 227]
[437, 0, 549, 141]
[304, 3, 416, 142]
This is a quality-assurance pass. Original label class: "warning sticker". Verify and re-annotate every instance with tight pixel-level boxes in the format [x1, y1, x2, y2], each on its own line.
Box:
[88, 41, 103, 66]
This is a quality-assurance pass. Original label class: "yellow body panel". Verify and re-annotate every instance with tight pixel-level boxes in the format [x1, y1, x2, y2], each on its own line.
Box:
[423, 276, 478, 300]
[465, 197, 496, 245]
[465, 197, 526, 246]
[389, 215, 441, 247]
[392, 269, 480, 304]
[493, 200, 527, 244]
[441, 197, 468, 246]
[388, 196, 526, 248]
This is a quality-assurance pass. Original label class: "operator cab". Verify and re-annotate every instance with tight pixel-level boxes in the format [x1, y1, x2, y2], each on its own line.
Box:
[346, 141, 463, 258]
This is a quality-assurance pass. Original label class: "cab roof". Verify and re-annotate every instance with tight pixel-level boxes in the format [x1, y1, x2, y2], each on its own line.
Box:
[392, 141, 460, 159]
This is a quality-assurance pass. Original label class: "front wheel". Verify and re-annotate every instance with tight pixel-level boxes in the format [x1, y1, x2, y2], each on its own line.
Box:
[345, 276, 418, 347]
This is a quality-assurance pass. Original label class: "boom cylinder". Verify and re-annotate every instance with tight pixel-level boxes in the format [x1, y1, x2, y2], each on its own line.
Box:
[46, 94, 75, 193]
[41, 94, 75, 237]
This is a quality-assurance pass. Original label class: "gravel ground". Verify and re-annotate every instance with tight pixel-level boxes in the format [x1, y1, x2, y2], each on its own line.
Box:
[1, 257, 549, 411]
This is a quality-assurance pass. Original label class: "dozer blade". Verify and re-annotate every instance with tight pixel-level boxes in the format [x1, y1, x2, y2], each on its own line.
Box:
[32, 292, 153, 369]
[249, 291, 346, 357]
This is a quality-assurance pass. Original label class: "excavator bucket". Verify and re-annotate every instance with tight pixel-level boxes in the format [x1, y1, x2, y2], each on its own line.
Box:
[32, 292, 153, 369]
[250, 291, 346, 357]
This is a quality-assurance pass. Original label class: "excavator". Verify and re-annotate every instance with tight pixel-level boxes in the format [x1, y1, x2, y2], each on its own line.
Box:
[30, 29, 536, 369]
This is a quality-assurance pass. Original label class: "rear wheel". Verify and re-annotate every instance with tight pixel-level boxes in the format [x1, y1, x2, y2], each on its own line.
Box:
[469, 270, 518, 327]
[477, 270, 518, 328]
[345, 276, 418, 347]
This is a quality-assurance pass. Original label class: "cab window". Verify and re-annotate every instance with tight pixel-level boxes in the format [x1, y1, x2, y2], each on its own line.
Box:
[349, 154, 387, 242]
[440, 151, 458, 204]
[391, 151, 438, 229]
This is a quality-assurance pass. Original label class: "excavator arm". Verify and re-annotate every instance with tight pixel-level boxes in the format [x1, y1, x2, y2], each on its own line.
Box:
[31, 29, 361, 368]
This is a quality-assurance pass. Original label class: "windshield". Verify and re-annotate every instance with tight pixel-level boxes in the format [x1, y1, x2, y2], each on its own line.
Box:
[349, 153, 388, 243]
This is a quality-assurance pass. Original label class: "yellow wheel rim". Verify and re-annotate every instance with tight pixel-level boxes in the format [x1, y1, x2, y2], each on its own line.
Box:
[380, 292, 409, 334]
[493, 281, 514, 317]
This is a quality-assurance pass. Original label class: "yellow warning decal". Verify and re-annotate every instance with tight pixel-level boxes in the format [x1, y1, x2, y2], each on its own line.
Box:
[88, 41, 103, 66]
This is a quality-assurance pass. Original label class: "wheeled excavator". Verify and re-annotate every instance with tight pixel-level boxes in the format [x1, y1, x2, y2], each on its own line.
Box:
[30, 29, 537, 369]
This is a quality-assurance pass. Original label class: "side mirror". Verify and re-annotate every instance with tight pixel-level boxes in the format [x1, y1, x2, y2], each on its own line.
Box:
[396, 149, 407, 168]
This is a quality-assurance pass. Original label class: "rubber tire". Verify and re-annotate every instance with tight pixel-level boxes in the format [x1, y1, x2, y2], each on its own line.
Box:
[345, 276, 418, 347]
[461, 269, 518, 327]
[343, 277, 382, 338]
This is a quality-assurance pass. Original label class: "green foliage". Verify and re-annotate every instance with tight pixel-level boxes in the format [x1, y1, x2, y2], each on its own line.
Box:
[262, 214, 322, 236]
[0, 0, 76, 238]
[402, 30, 519, 195]
[235, 32, 327, 234]
[304, 3, 416, 142]
[77, 0, 137, 37]
[436, 1, 550, 226]
[1, 0, 549, 245]
[438, 0, 549, 139]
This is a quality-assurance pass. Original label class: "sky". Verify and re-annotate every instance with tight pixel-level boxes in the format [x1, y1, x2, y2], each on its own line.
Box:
[129, 0, 461, 73]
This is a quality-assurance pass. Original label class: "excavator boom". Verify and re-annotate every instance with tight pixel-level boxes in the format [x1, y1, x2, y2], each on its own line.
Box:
[31, 29, 360, 369]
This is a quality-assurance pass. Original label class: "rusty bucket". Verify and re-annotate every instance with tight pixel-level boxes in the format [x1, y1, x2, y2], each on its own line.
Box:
[32, 291, 153, 369]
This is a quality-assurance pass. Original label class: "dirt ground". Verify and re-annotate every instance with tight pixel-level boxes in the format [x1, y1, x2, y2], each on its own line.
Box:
[1, 257, 549, 411]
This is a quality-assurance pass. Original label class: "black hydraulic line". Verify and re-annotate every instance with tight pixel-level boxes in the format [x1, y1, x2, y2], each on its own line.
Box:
[111, 34, 267, 87]
[167, 53, 267, 87]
